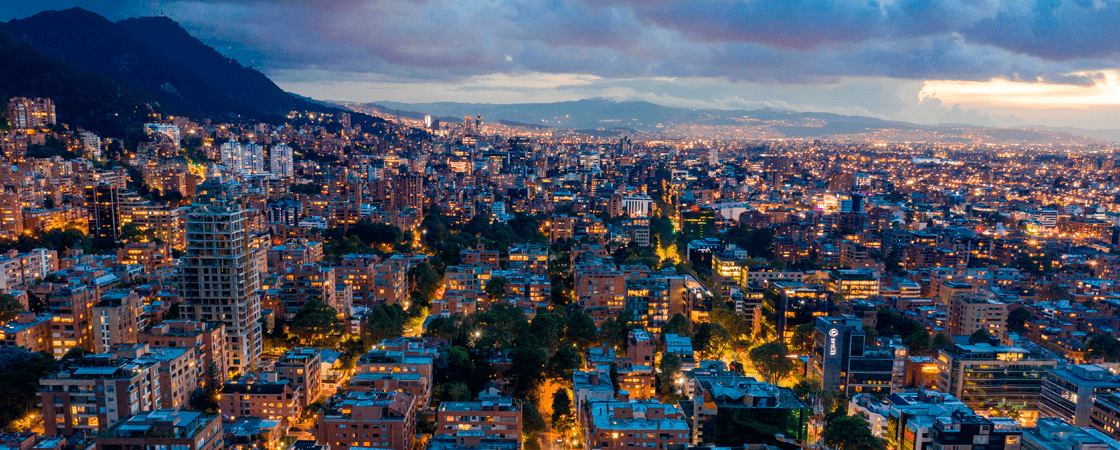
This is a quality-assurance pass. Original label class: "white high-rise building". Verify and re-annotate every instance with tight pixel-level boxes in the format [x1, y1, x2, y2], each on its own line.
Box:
[245, 142, 265, 173]
[220, 141, 243, 172]
[144, 123, 181, 148]
[79, 131, 101, 160]
[178, 177, 262, 372]
[270, 143, 293, 177]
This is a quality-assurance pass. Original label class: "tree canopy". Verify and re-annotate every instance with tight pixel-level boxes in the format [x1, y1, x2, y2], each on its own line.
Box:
[749, 341, 795, 385]
[289, 299, 342, 344]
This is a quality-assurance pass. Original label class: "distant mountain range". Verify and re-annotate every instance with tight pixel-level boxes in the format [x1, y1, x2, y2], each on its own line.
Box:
[0, 8, 380, 137]
[364, 99, 1118, 144]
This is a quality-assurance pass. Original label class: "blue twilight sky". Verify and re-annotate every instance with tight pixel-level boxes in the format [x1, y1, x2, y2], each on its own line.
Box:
[4, 0, 1120, 129]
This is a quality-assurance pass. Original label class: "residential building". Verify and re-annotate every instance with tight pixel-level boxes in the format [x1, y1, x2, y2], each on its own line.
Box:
[315, 390, 417, 450]
[178, 177, 263, 372]
[584, 400, 690, 450]
[437, 395, 522, 441]
[219, 372, 300, 425]
[94, 410, 222, 450]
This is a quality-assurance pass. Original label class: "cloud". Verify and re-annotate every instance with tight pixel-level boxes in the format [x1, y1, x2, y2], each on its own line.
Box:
[6, 0, 1120, 128]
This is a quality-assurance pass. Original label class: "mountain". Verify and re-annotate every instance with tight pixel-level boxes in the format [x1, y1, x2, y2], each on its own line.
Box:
[367, 99, 926, 136]
[0, 28, 152, 136]
[362, 99, 1111, 145]
[1, 8, 363, 123]
[1024, 125, 1120, 143]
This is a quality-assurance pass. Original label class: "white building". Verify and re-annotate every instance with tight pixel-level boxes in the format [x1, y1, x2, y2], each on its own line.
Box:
[244, 142, 265, 173]
[270, 143, 293, 177]
[220, 141, 243, 172]
[622, 194, 653, 218]
[144, 123, 181, 148]
[79, 131, 101, 160]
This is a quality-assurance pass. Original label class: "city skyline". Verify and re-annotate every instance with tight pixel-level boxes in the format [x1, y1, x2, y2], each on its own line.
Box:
[4, 1, 1120, 129]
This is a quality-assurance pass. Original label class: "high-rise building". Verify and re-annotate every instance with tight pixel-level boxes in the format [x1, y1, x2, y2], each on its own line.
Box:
[86, 184, 120, 240]
[947, 294, 1007, 337]
[178, 177, 262, 373]
[80, 131, 101, 160]
[220, 141, 243, 172]
[270, 143, 293, 177]
[6, 97, 56, 129]
[811, 315, 907, 396]
[392, 174, 423, 211]
[245, 142, 265, 173]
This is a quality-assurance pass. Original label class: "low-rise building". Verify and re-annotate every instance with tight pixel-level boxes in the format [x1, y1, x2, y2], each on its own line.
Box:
[437, 395, 522, 440]
[584, 400, 690, 450]
[315, 390, 417, 450]
[94, 410, 222, 450]
[219, 372, 300, 425]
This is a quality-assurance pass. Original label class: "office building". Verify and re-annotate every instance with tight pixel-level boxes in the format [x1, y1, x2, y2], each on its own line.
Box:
[938, 342, 1057, 424]
[689, 374, 809, 447]
[928, 410, 1022, 450]
[811, 315, 906, 396]
[1039, 364, 1120, 427]
[1024, 417, 1120, 450]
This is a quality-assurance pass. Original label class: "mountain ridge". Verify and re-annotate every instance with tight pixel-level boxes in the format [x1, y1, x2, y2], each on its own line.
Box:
[361, 99, 1115, 143]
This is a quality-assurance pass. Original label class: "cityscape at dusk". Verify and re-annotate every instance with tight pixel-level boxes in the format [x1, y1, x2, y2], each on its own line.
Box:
[0, 2, 1119, 450]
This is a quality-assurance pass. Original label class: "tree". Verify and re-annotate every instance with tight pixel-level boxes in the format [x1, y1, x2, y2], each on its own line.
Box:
[551, 389, 575, 436]
[1007, 307, 1033, 333]
[1087, 333, 1120, 362]
[658, 352, 682, 396]
[1038, 283, 1072, 303]
[969, 329, 992, 344]
[789, 322, 816, 355]
[564, 311, 598, 349]
[530, 312, 565, 352]
[931, 333, 953, 350]
[446, 381, 471, 401]
[662, 313, 693, 338]
[749, 341, 795, 385]
[289, 299, 342, 344]
[365, 304, 406, 343]
[822, 414, 887, 450]
[546, 345, 582, 380]
[485, 276, 508, 301]
[0, 348, 55, 430]
[0, 293, 21, 324]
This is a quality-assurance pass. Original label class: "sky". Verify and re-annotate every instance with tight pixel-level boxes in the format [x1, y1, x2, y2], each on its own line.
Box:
[4, 0, 1120, 129]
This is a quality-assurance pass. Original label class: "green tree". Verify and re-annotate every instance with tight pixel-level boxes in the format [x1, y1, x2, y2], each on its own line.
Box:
[749, 341, 795, 385]
[0, 293, 21, 324]
[1007, 307, 1033, 333]
[1087, 333, 1120, 362]
[289, 299, 342, 344]
[485, 276, 508, 301]
[1038, 283, 1072, 303]
[564, 311, 598, 349]
[365, 304, 406, 343]
[551, 389, 575, 436]
[446, 381, 471, 401]
[546, 345, 582, 380]
[530, 312, 565, 352]
[822, 414, 887, 450]
[931, 333, 954, 351]
[789, 322, 816, 355]
[662, 313, 693, 338]
[969, 329, 992, 344]
[658, 352, 682, 396]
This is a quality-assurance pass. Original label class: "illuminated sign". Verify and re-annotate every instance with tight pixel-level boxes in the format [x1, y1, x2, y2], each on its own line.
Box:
[828, 328, 839, 356]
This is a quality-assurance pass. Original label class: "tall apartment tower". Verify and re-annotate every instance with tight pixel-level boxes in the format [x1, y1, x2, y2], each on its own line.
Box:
[245, 142, 265, 173]
[6, 97, 56, 129]
[86, 184, 120, 240]
[220, 141, 243, 172]
[178, 177, 262, 373]
[270, 143, 293, 177]
[392, 173, 423, 211]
